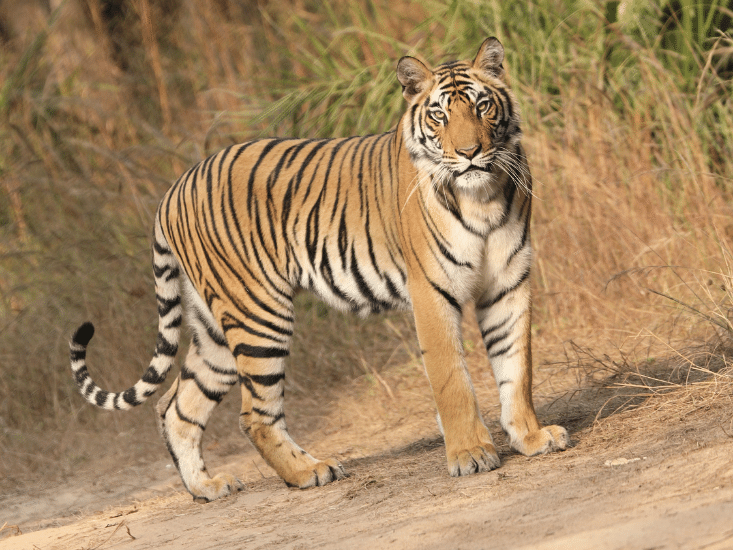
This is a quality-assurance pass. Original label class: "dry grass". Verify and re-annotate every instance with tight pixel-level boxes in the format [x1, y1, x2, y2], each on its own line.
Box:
[0, 0, 732, 489]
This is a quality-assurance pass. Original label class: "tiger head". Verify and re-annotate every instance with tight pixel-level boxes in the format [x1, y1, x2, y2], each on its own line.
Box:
[396, 38, 522, 193]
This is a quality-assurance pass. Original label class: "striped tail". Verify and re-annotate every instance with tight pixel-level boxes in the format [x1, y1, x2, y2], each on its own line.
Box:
[69, 219, 182, 410]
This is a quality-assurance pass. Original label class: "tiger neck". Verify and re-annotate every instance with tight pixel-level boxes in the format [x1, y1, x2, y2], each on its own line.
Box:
[430, 172, 516, 238]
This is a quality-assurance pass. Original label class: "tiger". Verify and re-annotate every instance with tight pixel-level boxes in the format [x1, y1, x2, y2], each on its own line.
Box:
[69, 37, 568, 503]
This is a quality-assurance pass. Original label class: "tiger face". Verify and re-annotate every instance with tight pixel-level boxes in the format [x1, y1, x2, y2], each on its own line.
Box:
[397, 38, 521, 193]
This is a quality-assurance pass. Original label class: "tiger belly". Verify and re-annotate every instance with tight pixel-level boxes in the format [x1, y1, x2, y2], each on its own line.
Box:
[297, 241, 411, 316]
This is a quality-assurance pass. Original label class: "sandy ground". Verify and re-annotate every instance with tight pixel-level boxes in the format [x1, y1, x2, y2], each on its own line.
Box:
[3, 332, 733, 549]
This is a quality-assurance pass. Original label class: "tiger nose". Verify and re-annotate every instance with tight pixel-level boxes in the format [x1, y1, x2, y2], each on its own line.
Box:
[456, 144, 481, 159]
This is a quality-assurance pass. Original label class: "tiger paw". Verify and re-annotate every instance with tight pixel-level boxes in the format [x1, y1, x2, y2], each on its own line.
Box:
[191, 473, 245, 504]
[512, 425, 569, 457]
[283, 457, 346, 489]
[447, 443, 501, 477]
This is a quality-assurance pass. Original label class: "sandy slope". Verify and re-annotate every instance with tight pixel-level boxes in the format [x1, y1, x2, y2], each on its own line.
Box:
[3, 425, 733, 549]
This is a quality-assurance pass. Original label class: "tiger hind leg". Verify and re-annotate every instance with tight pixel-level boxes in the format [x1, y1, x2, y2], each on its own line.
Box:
[156, 295, 243, 502]
[238, 357, 346, 488]
[229, 312, 346, 488]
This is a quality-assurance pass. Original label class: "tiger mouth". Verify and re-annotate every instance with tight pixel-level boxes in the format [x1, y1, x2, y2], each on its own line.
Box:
[455, 165, 491, 177]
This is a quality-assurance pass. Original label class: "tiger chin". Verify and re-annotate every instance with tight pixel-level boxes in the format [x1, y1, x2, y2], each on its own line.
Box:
[69, 37, 568, 503]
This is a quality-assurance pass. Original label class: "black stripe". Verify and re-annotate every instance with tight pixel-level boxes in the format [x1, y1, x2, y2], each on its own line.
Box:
[505, 217, 530, 267]
[265, 412, 285, 426]
[337, 204, 349, 270]
[306, 187, 324, 266]
[181, 364, 195, 380]
[246, 140, 282, 217]
[251, 205, 291, 302]
[153, 239, 171, 256]
[73, 366, 89, 385]
[176, 401, 205, 430]
[240, 284, 292, 329]
[480, 313, 511, 339]
[318, 242, 353, 307]
[166, 315, 183, 329]
[279, 141, 316, 240]
[170, 174, 201, 283]
[384, 274, 402, 302]
[266, 196, 279, 256]
[427, 222, 471, 268]
[157, 296, 181, 317]
[484, 330, 511, 353]
[123, 387, 142, 406]
[239, 375, 262, 401]
[350, 246, 391, 312]
[195, 310, 228, 347]
[221, 313, 290, 344]
[489, 339, 516, 359]
[204, 359, 237, 377]
[156, 332, 178, 357]
[494, 86, 514, 124]
[164, 439, 181, 472]
[429, 280, 462, 314]
[364, 208, 382, 277]
[493, 175, 518, 229]
[319, 137, 351, 212]
[477, 267, 530, 310]
[248, 373, 285, 386]
[300, 140, 332, 204]
[142, 365, 167, 384]
[411, 245, 461, 314]
[292, 140, 331, 196]
[252, 407, 284, 424]
[95, 389, 109, 407]
[232, 344, 289, 358]
[194, 379, 228, 403]
[152, 263, 166, 278]
[328, 137, 360, 223]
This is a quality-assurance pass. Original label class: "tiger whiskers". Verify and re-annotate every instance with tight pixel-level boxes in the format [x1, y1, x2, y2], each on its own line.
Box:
[429, 165, 454, 213]
[492, 148, 534, 198]
[401, 168, 435, 214]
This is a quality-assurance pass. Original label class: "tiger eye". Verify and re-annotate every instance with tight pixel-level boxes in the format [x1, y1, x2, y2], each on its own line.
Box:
[431, 110, 447, 123]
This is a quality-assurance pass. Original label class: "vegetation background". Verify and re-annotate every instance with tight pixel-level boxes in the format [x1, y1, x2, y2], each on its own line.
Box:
[0, 0, 731, 497]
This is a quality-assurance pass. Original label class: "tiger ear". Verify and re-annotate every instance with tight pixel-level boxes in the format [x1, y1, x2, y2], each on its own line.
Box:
[396, 56, 432, 101]
[473, 37, 505, 80]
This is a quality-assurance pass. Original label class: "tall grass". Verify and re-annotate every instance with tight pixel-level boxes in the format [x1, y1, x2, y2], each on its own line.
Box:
[0, 0, 731, 482]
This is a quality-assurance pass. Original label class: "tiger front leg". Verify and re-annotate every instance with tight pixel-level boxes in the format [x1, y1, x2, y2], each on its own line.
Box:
[412, 281, 501, 477]
[476, 275, 568, 456]
[236, 353, 346, 488]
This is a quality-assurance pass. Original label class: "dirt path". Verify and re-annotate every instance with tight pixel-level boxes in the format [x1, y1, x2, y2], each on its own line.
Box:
[3, 345, 733, 549]
[4, 418, 733, 550]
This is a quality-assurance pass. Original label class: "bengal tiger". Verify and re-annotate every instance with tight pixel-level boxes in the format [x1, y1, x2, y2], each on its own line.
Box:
[69, 37, 568, 503]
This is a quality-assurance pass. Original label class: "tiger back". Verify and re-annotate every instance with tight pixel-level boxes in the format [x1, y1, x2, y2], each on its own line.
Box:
[70, 37, 568, 503]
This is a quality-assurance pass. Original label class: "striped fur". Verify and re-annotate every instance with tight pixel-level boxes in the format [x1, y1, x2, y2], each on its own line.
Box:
[69, 38, 567, 502]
